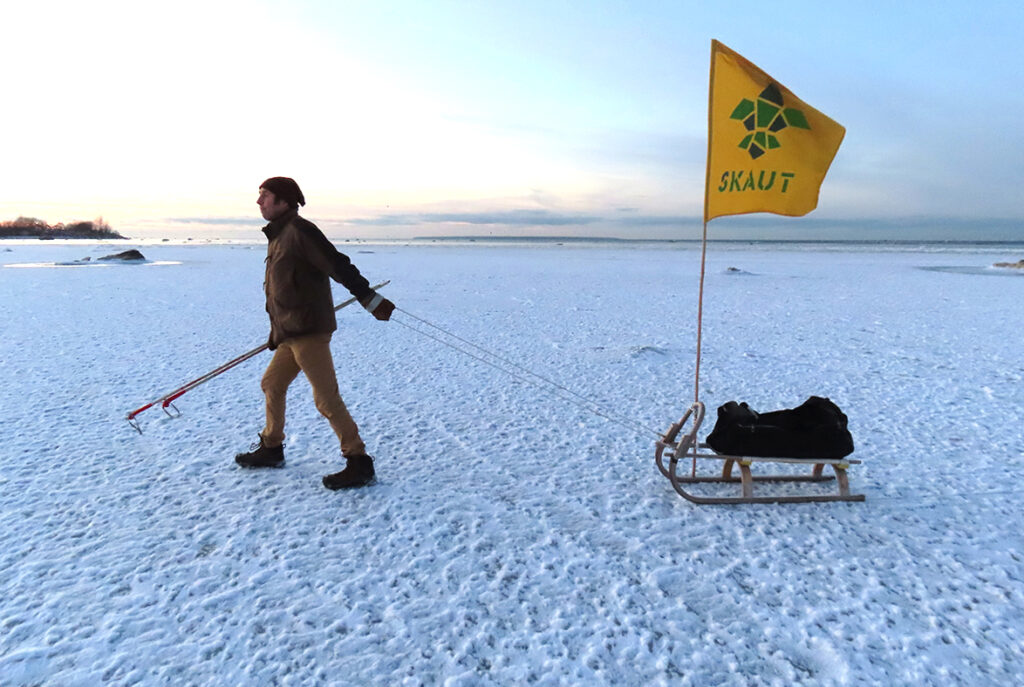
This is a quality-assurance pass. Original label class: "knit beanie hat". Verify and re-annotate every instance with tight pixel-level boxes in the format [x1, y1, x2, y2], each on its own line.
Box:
[260, 177, 305, 208]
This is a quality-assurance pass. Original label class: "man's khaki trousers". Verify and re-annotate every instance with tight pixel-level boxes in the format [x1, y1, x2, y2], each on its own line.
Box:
[260, 332, 367, 457]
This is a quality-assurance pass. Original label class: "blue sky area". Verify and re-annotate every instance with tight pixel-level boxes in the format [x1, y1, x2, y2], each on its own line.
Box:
[4, 0, 1023, 240]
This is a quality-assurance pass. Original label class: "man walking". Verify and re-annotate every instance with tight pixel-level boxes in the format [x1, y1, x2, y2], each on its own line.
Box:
[234, 176, 394, 489]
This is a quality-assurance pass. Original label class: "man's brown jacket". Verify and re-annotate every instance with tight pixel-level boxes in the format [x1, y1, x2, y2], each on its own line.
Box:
[262, 209, 373, 349]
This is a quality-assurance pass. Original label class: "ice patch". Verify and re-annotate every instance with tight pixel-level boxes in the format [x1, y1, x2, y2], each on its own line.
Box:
[4, 260, 181, 268]
[919, 265, 1024, 277]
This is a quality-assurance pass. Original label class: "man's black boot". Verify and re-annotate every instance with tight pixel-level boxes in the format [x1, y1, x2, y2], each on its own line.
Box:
[322, 454, 375, 489]
[235, 436, 285, 468]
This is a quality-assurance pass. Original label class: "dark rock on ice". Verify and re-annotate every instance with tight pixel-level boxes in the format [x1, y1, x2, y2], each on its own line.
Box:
[98, 249, 146, 262]
[993, 259, 1024, 269]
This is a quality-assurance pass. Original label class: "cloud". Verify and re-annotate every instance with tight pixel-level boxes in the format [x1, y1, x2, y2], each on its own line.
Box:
[344, 209, 603, 227]
[166, 217, 264, 226]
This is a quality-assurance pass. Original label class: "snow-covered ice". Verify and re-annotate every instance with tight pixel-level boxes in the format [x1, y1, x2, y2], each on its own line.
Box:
[2, 239, 1022, 686]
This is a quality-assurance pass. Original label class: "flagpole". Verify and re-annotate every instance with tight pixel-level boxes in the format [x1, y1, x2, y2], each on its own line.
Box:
[694, 220, 708, 406]
[689, 41, 720, 477]
[696, 40, 718, 408]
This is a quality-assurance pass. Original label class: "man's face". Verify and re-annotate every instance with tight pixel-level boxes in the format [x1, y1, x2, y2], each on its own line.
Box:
[257, 188, 290, 221]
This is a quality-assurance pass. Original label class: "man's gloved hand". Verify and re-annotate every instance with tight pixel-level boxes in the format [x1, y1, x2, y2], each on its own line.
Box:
[362, 292, 395, 321]
[372, 298, 395, 321]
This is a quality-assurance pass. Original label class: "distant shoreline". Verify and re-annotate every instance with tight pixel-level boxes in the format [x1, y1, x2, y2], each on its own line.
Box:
[411, 235, 1024, 247]
[0, 217, 126, 240]
[0, 234, 128, 240]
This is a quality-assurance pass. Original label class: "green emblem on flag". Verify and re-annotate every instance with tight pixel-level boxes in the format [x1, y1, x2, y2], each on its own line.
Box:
[730, 83, 811, 159]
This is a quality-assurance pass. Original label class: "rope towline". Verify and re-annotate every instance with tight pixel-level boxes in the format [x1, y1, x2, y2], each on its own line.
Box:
[393, 307, 663, 440]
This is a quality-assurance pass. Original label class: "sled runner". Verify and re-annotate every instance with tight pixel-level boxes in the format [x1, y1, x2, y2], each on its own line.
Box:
[655, 402, 864, 504]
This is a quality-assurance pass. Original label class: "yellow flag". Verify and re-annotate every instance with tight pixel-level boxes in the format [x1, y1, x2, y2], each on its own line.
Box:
[704, 40, 845, 222]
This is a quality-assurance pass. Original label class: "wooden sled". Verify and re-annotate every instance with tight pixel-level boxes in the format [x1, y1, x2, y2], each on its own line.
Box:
[655, 401, 865, 504]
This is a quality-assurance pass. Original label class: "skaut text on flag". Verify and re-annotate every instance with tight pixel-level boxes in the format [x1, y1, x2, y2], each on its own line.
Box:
[704, 39, 845, 222]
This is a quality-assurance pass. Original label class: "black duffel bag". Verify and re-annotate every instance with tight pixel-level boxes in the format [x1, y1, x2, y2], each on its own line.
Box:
[705, 396, 854, 459]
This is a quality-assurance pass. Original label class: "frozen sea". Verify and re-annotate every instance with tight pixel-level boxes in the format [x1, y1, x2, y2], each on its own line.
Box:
[1, 238, 1023, 686]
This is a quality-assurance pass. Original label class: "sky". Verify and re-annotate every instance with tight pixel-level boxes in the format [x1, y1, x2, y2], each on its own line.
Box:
[3, 0, 1023, 240]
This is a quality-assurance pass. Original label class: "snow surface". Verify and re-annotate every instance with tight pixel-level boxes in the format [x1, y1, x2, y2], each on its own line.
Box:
[2, 240, 1023, 686]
